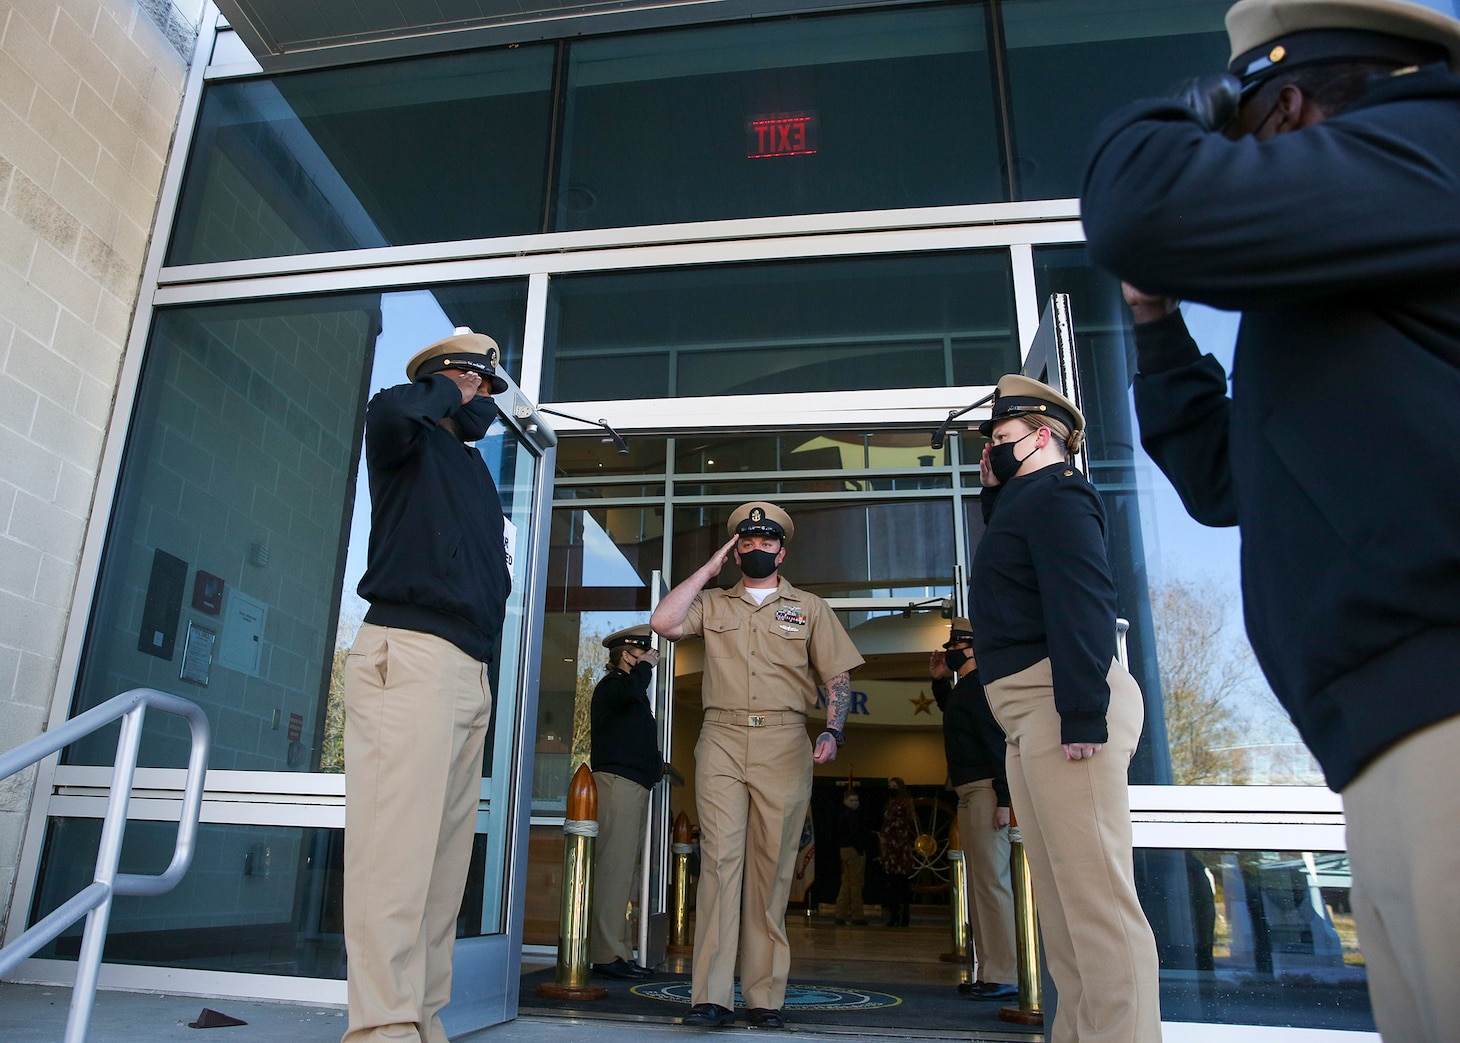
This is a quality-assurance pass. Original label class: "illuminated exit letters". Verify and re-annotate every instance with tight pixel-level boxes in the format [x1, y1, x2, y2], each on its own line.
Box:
[747, 112, 818, 159]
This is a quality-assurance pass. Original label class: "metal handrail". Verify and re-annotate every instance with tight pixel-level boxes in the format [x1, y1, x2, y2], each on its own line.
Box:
[0, 687, 211, 1043]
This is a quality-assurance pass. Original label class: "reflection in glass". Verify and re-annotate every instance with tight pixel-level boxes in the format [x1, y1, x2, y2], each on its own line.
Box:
[544, 252, 1017, 401]
[27, 821, 488, 978]
[675, 431, 950, 476]
[671, 499, 955, 597]
[556, 6, 999, 230]
[168, 47, 555, 265]
[68, 284, 526, 776]
[1003, 0, 1228, 200]
[537, 506, 663, 811]
[69, 296, 381, 772]
[555, 435, 668, 480]
[1033, 245, 1320, 785]
[1144, 848, 1372, 1032]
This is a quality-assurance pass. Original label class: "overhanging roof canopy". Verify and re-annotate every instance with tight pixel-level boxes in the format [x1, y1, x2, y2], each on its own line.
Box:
[212, 0, 899, 73]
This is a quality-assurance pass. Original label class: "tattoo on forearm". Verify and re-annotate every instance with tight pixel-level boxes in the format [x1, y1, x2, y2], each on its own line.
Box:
[825, 673, 851, 731]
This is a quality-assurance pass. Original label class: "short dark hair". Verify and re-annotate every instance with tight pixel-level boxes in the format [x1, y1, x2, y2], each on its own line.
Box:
[1251, 59, 1406, 115]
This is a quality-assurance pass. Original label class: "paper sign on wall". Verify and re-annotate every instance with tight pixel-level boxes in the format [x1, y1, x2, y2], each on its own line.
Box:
[503, 516, 517, 577]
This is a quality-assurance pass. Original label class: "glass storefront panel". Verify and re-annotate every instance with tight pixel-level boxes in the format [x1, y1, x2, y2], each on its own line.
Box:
[670, 499, 955, 596]
[555, 436, 668, 480]
[674, 431, 951, 477]
[68, 282, 527, 773]
[555, 5, 1000, 231]
[544, 252, 1018, 401]
[67, 296, 379, 772]
[1033, 245, 1321, 785]
[168, 46, 556, 265]
[1003, 0, 1228, 200]
[1142, 848, 1372, 1032]
[27, 821, 489, 978]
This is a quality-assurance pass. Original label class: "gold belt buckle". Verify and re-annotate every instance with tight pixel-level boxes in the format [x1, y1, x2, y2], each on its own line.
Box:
[747, 714, 766, 727]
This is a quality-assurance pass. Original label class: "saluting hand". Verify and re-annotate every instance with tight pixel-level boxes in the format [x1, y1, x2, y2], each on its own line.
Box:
[1121, 282, 1179, 326]
[979, 442, 1000, 488]
[444, 369, 483, 405]
[1062, 742, 1102, 761]
[929, 650, 949, 680]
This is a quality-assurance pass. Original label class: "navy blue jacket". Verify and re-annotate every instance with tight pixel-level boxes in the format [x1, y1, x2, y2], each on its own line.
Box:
[971, 464, 1119, 745]
[357, 374, 510, 663]
[590, 660, 662, 790]
[933, 670, 1010, 806]
[1081, 66, 1460, 791]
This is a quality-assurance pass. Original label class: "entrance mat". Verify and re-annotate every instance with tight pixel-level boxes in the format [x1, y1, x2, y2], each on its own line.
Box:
[518, 967, 1027, 1034]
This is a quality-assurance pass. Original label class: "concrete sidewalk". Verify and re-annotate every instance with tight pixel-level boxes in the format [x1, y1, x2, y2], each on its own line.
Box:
[0, 982, 989, 1042]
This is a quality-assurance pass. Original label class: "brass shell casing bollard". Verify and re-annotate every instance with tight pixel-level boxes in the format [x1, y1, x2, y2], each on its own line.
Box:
[940, 818, 972, 973]
[667, 811, 694, 955]
[999, 809, 1044, 1025]
[536, 764, 608, 1001]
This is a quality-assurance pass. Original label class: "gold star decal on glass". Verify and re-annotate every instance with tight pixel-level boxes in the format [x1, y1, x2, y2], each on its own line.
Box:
[911, 692, 934, 715]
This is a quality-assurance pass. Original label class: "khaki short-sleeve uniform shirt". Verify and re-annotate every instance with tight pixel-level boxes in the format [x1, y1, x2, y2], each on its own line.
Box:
[682, 578, 864, 712]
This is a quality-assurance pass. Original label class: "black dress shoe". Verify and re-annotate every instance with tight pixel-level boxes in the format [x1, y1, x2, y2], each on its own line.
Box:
[747, 1008, 785, 1029]
[592, 957, 651, 980]
[956, 980, 985, 996]
[681, 1003, 736, 1027]
[968, 982, 1019, 1001]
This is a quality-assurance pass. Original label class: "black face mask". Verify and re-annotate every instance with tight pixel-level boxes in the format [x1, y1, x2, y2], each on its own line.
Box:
[454, 395, 499, 442]
[987, 429, 1038, 483]
[944, 647, 970, 672]
[738, 548, 779, 580]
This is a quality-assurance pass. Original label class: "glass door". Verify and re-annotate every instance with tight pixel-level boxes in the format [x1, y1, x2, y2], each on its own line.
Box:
[441, 372, 556, 1034]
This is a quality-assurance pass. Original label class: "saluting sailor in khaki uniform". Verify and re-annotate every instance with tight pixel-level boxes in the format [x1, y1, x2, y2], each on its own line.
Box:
[652, 502, 863, 1031]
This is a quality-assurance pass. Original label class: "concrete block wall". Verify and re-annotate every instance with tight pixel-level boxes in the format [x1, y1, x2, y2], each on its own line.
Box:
[0, 0, 189, 932]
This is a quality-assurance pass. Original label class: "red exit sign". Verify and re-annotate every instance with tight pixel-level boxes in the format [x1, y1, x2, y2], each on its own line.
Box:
[747, 112, 817, 159]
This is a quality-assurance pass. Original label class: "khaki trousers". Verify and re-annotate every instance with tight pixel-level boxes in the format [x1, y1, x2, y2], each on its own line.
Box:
[835, 847, 866, 921]
[985, 658, 1161, 1043]
[692, 718, 812, 1011]
[341, 625, 493, 1043]
[955, 779, 1018, 985]
[1343, 713, 1460, 1043]
[590, 771, 650, 965]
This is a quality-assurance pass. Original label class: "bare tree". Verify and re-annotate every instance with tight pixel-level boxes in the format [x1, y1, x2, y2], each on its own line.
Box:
[1152, 580, 1250, 785]
[572, 629, 609, 770]
[320, 608, 364, 774]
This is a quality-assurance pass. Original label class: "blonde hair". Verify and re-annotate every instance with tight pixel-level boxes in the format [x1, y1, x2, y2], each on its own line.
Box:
[1010, 412, 1085, 458]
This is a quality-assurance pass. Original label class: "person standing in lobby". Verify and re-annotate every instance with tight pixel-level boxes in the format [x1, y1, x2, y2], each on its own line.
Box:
[651, 502, 864, 1030]
[876, 778, 917, 928]
[931, 618, 1018, 1002]
[833, 785, 869, 925]
[342, 329, 511, 1043]
[589, 624, 663, 981]
[971, 374, 1161, 1043]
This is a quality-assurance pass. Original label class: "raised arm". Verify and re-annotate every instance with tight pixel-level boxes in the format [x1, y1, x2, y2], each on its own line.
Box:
[650, 536, 737, 640]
